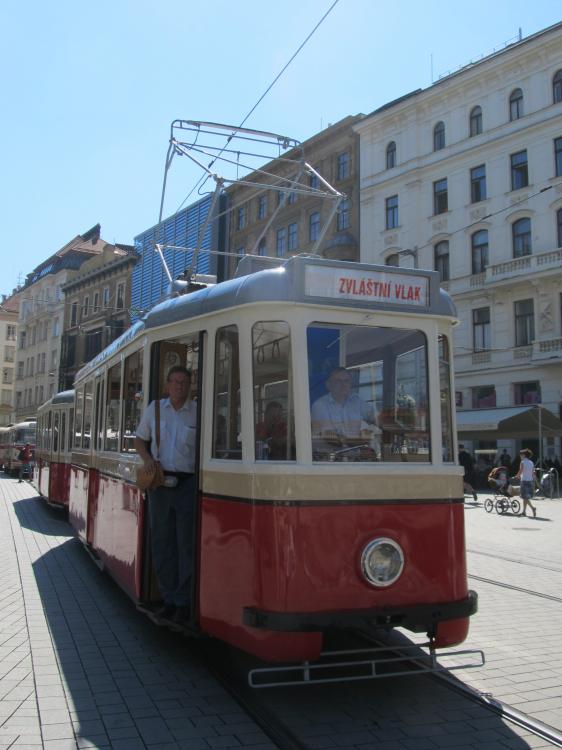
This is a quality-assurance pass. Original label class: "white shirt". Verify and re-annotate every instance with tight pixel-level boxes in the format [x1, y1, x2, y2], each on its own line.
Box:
[136, 397, 197, 472]
[311, 393, 375, 437]
[519, 457, 535, 482]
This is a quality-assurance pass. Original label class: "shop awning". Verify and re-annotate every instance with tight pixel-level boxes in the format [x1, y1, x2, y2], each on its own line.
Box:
[456, 406, 562, 439]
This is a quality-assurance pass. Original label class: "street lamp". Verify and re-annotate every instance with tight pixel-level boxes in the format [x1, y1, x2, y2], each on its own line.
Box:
[395, 247, 418, 268]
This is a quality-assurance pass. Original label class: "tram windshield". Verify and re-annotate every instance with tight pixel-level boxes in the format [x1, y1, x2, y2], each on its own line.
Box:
[307, 323, 430, 463]
[15, 426, 36, 445]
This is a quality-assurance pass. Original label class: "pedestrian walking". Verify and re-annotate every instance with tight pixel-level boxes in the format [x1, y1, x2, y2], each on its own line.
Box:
[459, 444, 478, 501]
[516, 448, 537, 518]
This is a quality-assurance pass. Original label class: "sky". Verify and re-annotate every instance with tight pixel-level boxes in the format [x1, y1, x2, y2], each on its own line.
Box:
[1, 0, 561, 297]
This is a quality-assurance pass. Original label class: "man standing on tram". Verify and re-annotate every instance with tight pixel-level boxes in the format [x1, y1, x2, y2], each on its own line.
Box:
[134, 366, 197, 625]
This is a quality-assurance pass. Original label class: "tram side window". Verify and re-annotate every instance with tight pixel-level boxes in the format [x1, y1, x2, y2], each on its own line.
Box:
[212, 326, 241, 459]
[61, 412, 66, 454]
[83, 382, 93, 450]
[252, 321, 296, 461]
[47, 411, 52, 452]
[122, 350, 143, 453]
[105, 362, 122, 451]
[53, 412, 59, 454]
[308, 322, 430, 463]
[74, 389, 84, 448]
[69, 409, 74, 453]
[438, 335, 454, 462]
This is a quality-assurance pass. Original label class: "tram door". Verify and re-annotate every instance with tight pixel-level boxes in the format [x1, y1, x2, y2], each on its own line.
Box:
[142, 333, 205, 606]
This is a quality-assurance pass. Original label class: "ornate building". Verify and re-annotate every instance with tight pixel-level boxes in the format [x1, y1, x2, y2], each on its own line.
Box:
[355, 22, 562, 461]
[0, 292, 20, 425]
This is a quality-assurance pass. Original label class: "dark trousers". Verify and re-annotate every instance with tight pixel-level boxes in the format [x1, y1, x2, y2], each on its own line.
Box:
[148, 474, 196, 607]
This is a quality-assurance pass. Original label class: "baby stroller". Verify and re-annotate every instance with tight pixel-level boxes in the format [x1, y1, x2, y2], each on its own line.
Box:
[484, 467, 521, 515]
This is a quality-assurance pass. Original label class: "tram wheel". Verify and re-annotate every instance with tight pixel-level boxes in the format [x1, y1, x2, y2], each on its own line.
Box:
[484, 498, 494, 513]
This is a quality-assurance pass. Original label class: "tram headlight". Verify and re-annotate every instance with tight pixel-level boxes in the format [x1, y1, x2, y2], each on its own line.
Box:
[361, 538, 404, 587]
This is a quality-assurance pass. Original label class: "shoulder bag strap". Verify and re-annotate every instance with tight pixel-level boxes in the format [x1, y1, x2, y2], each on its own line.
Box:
[155, 399, 161, 460]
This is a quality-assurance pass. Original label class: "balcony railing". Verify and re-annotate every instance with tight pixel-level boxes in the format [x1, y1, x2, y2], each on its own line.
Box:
[447, 247, 562, 294]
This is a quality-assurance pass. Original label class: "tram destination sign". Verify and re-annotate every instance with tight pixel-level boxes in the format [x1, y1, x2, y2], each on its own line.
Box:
[304, 265, 429, 307]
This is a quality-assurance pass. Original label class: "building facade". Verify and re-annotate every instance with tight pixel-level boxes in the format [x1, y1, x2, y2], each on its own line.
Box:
[0, 293, 20, 426]
[15, 225, 108, 421]
[59, 244, 138, 390]
[225, 116, 363, 278]
[355, 22, 562, 461]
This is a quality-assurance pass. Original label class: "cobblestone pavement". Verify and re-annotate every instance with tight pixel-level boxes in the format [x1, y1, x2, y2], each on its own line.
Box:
[1, 476, 560, 749]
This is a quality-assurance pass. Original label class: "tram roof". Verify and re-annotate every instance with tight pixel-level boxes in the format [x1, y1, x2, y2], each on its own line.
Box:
[75, 256, 456, 383]
[52, 390, 75, 405]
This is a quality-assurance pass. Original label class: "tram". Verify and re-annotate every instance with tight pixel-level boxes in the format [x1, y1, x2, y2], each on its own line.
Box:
[40, 255, 477, 665]
[1, 419, 36, 476]
[35, 391, 74, 508]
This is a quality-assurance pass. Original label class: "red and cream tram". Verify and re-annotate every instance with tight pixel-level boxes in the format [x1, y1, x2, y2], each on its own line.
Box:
[48, 255, 477, 665]
[34, 390, 74, 508]
[1, 419, 36, 476]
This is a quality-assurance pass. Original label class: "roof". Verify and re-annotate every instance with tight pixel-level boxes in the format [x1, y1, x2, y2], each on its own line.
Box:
[457, 406, 562, 439]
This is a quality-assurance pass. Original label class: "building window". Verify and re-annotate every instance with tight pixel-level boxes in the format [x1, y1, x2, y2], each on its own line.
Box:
[287, 191, 297, 205]
[237, 206, 246, 230]
[386, 141, 396, 169]
[309, 212, 320, 242]
[472, 386, 496, 409]
[6, 325, 16, 341]
[257, 237, 267, 256]
[103, 286, 110, 309]
[52, 318, 59, 337]
[277, 191, 286, 206]
[93, 291, 100, 312]
[515, 299, 534, 347]
[557, 208, 562, 248]
[71, 301, 78, 327]
[257, 195, 267, 220]
[469, 106, 482, 137]
[471, 230, 489, 274]
[82, 296, 89, 318]
[514, 381, 541, 405]
[337, 152, 349, 181]
[511, 150, 528, 190]
[509, 88, 523, 121]
[116, 282, 125, 310]
[433, 178, 448, 215]
[276, 228, 286, 257]
[553, 69, 562, 104]
[288, 222, 298, 251]
[434, 241, 449, 282]
[555, 137, 562, 177]
[385, 195, 398, 230]
[309, 173, 319, 189]
[17, 361, 24, 378]
[337, 199, 350, 231]
[512, 218, 532, 257]
[473, 307, 491, 351]
[470, 165, 486, 203]
[385, 253, 399, 267]
[433, 121, 445, 151]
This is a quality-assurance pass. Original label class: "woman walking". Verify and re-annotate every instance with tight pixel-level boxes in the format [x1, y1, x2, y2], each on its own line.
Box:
[516, 448, 537, 518]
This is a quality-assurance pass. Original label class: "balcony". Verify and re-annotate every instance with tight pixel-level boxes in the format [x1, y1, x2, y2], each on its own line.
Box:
[533, 336, 562, 362]
[447, 247, 562, 295]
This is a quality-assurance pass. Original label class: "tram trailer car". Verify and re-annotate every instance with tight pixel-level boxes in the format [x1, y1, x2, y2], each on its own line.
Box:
[66, 256, 476, 664]
[34, 391, 74, 509]
[2, 419, 36, 476]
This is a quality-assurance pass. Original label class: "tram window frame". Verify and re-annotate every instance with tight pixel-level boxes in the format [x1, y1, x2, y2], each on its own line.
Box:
[47, 410, 52, 453]
[252, 321, 296, 461]
[61, 411, 67, 454]
[438, 335, 454, 463]
[122, 349, 144, 453]
[83, 381, 93, 450]
[307, 322, 431, 463]
[212, 325, 242, 460]
[94, 378, 105, 452]
[105, 361, 122, 452]
[74, 388, 84, 448]
[53, 412, 59, 454]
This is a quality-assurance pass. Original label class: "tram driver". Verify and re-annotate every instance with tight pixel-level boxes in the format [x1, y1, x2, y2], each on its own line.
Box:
[134, 365, 197, 626]
[311, 367, 379, 458]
